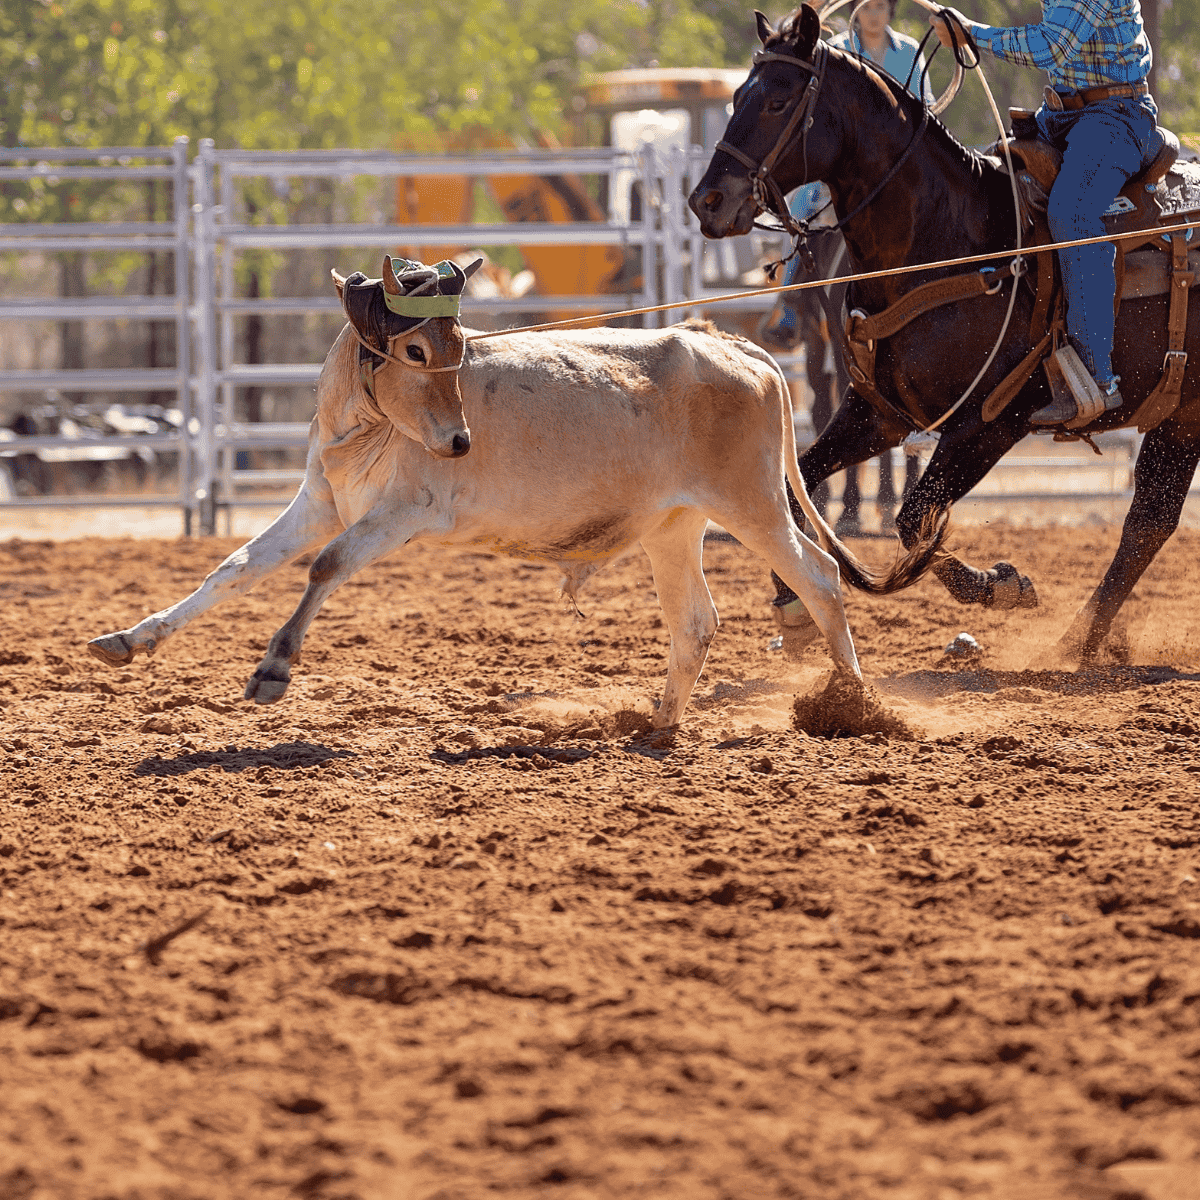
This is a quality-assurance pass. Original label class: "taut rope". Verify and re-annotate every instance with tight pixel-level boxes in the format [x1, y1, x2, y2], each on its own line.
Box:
[463, 217, 1200, 344]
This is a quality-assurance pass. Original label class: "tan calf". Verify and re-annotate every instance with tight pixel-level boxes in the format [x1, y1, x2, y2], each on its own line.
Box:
[89, 257, 944, 728]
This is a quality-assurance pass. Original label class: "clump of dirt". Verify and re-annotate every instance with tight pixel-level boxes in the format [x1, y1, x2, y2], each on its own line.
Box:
[792, 670, 915, 739]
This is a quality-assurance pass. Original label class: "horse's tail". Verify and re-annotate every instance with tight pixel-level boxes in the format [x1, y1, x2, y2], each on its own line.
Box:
[753, 343, 950, 595]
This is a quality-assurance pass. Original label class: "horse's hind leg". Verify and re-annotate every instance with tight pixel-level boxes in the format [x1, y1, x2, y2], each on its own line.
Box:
[639, 511, 719, 728]
[88, 470, 342, 668]
[893, 415, 1037, 610]
[1059, 425, 1200, 660]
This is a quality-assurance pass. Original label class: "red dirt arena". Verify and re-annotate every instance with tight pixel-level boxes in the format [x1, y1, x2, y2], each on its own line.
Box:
[1, 525, 1198, 1200]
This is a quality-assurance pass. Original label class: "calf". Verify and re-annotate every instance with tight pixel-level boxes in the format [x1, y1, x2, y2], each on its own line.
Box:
[89, 255, 944, 728]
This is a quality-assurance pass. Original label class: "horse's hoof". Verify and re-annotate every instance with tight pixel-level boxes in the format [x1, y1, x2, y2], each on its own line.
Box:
[244, 673, 290, 705]
[772, 598, 822, 660]
[987, 562, 1038, 610]
[88, 632, 136, 667]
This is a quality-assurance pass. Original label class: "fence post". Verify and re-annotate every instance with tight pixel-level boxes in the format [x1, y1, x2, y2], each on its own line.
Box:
[660, 145, 687, 315]
[172, 137, 192, 534]
[191, 139, 219, 535]
[639, 147, 658, 327]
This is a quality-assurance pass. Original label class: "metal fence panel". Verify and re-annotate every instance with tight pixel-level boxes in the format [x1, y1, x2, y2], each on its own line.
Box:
[0, 139, 1169, 532]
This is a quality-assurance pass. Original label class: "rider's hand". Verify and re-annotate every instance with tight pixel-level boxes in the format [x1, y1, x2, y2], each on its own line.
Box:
[929, 8, 973, 49]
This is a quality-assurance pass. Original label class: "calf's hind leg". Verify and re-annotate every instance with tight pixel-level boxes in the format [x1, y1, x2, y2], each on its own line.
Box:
[245, 501, 442, 704]
[639, 511, 718, 728]
[717, 502, 861, 680]
[88, 474, 343, 667]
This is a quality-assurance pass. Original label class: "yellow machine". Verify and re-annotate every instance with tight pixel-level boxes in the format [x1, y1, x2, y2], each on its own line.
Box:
[395, 68, 745, 302]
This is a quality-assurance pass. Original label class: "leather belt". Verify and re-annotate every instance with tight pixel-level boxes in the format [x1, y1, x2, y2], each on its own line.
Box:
[1051, 80, 1149, 111]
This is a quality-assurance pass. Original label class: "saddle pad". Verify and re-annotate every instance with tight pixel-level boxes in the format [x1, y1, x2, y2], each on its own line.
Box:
[1122, 245, 1200, 301]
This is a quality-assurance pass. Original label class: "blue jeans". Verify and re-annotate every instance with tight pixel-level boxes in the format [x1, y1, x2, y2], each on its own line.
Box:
[1036, 95, 1158, 383]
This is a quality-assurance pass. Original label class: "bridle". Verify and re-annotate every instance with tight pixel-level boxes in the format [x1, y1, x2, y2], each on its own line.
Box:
[715, 37, 930, 247]
[716, 40, 830, 242]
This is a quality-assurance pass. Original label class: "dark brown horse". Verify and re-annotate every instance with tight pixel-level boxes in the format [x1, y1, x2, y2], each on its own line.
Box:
[690, 5, 1200, 660]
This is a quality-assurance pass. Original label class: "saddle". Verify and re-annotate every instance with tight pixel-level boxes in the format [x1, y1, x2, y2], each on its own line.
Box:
[843, 119, 1200, 439]
[983, 114, 1200, 432]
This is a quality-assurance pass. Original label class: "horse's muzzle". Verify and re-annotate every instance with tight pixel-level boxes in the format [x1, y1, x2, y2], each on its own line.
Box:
[687, 181, 757, 239]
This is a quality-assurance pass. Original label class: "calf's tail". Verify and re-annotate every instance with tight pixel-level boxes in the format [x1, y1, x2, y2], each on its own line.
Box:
[766, 351, 950, 595]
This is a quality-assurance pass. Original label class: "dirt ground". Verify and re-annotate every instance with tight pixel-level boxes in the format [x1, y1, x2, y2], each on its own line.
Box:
[1, 525, 1198, 1200]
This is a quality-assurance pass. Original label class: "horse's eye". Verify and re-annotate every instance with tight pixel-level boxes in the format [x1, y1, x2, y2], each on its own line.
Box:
[406, 344, 426, 363]
[765, 95, 789, 114]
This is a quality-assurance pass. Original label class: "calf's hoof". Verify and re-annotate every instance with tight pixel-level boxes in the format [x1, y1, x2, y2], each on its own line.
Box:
[88, 631, 144, 667]
[244, 672, 290, 705]
[986, 562, 1038, 610]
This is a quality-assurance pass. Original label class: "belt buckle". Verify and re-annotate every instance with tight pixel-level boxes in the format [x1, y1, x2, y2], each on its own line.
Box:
[1043, 85, 1064, 112]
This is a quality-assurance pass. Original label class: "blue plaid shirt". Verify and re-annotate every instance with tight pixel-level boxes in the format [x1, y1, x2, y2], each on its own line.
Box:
[971, 0, 1152, 90]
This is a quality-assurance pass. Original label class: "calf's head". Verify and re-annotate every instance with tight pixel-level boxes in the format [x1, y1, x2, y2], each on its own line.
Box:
[333, 254, 482, 458]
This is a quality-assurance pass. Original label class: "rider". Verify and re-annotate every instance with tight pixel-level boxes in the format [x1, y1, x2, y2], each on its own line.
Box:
[762, 0, 932, 531]
[930, 1, 1157, 425]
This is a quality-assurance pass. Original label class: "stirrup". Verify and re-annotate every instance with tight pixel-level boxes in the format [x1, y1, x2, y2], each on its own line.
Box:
[1032, 346, 1122, 426]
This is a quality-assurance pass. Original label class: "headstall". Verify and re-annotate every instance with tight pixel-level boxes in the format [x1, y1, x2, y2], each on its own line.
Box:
[716, 38, 930, 254]
[716, 40, 829, 241]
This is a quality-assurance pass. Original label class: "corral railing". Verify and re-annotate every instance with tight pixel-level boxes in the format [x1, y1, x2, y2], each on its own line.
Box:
[0, 139, 194, 513]
[0, 138, 1161, 534]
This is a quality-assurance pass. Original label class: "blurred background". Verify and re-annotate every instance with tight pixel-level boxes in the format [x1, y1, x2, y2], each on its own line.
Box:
[1, 1, 1195, 536]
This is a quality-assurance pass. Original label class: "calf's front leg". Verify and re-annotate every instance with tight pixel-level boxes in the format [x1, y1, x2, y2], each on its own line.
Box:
[88, 469, 342, 668]
[244, 500, 444, 704]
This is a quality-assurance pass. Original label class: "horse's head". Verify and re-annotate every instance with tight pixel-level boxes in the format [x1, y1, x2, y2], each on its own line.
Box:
[333, 254, 482, 458]
[689, 4, 833, 238]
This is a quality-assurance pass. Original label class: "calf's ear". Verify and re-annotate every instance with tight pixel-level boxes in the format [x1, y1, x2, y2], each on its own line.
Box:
[335, 271, 379, 341]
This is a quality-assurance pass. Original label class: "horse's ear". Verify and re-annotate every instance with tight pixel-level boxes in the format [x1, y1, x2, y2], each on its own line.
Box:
[331, 268, 346, 302]
[797, 3, 822, 53]
[755, 10, 773, 44]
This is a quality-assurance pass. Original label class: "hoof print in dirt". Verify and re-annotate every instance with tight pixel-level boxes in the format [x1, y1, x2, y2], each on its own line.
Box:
[792, 671, 913, 740]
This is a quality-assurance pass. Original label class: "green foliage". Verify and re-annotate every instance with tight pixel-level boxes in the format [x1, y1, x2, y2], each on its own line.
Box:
[1, 0, 728, 157]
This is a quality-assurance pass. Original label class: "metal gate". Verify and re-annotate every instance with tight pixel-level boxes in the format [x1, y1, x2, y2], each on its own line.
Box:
[0, 138, 1153, 533]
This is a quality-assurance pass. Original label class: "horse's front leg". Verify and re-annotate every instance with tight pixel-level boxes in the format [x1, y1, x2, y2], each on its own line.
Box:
[893, 414, 1038, 610]
[1058, 424, 1200, 661]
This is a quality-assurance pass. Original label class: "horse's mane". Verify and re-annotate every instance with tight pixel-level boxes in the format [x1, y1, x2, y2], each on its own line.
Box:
[764, 14, 1001, 188]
